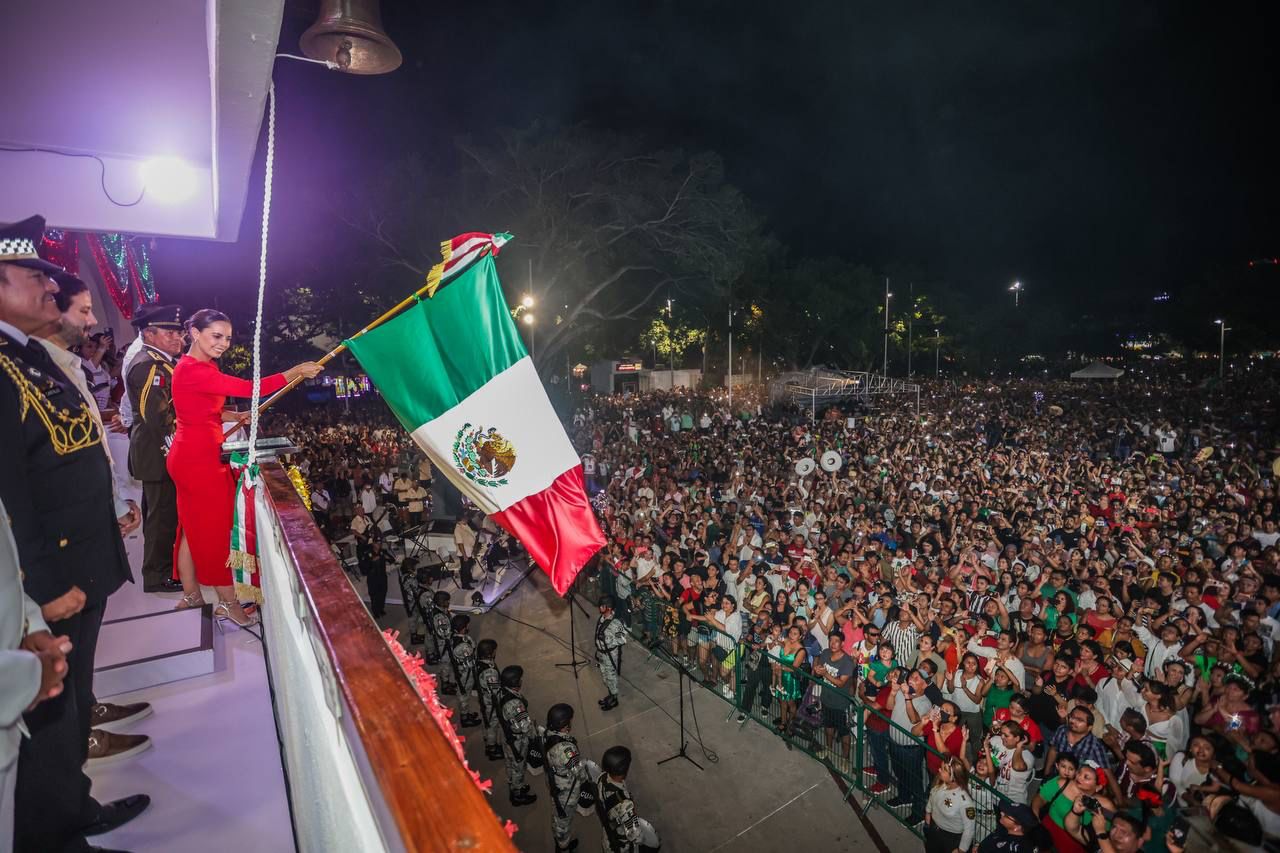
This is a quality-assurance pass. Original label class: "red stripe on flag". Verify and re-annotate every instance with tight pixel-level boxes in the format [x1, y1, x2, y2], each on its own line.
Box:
[491, 466, 605, 595]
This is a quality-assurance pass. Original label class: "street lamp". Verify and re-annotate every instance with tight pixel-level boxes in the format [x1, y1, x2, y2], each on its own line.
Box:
[883, 279, 892, 376]
[666, 297, 675, 389]
[522, 294, 534, 309]
[1009, 280, 1023, 307]
[1215, 319, 1230, 379]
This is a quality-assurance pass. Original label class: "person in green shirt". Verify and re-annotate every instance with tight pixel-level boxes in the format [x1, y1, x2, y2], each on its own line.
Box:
[982, 666, 1017, 729]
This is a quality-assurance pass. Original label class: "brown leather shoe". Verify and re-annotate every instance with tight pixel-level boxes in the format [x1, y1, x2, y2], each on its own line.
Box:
[90, 701, 153, 731]
[87, 728, 152, 767]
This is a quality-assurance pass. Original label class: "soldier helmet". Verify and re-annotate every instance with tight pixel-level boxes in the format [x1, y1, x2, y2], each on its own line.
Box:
[433, 591, 451, 608]
[599, 596, 615, 611]
[477, 638, 498, 659]
[500, 665, 524, 688]
[546, 702, 574, 731]
[450, 613, 470, 633]
[601, 745, 632, 778]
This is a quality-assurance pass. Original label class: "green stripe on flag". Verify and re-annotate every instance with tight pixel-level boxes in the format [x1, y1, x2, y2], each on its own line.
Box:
[345, 255, 527, 429]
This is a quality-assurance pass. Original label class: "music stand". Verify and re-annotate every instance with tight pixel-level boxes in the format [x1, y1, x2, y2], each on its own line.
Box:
[656, 660, 704, 771]
[554, 587, 592, 678]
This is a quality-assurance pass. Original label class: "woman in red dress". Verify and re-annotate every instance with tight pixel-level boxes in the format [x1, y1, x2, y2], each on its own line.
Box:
[167, 309, 322, 626]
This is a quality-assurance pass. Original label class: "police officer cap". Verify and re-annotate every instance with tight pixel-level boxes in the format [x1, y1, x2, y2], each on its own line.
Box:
[601, 745, 632, 777]
[546, 702, 574, 731]
[998, 801, 1039, 831]
[131, 303, 184, 330]
[450, 613, 470, 632]
[0, 215, 64, 275]
[500, 665, 523, 688]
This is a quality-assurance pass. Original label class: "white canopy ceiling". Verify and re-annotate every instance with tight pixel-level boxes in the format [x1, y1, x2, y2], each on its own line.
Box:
[0, 0, 285, 240]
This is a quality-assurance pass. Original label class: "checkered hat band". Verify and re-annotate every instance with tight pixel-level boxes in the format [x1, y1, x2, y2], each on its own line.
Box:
[0, 237, 39, 261]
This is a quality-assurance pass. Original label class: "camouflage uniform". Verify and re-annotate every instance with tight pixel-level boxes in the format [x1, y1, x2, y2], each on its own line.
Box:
[430, 604, 453, 683]
[595, 773, 662, 853]
[498, 687, 535, 794]
[401, 568, 427, 640]
[448, 630, 477, 716]
[476, 657, 502, 750]
[595, 613, 628, 697]
[544, 731, 600, 849]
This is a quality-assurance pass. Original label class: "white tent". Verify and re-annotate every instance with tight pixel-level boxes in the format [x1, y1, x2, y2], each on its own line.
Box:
[1071, 362, 1125, 380]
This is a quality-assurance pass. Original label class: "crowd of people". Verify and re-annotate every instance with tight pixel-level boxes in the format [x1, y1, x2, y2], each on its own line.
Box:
[576, 376, 1280, 853]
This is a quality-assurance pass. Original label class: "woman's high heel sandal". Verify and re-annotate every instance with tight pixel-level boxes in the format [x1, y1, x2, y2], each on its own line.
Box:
[213, 600, 260, 628]
[175, 592, 206, 610]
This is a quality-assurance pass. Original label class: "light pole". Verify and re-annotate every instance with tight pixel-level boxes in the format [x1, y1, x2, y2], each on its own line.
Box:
[1009, 280, 1023, 307]
[727, 306, 734, 412]
[1215, 319, 1230, 379]
[907, 282, 914, 377]
[667, 297, 675, 389]
[882, 278, 892, 376]
[934, 328, 940, 378]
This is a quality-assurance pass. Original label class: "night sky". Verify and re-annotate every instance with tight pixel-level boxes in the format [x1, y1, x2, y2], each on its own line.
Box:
[164, 1, 1279, 314]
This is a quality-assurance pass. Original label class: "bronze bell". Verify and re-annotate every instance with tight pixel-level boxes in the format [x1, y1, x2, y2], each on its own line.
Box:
[301, 0, 402, 75]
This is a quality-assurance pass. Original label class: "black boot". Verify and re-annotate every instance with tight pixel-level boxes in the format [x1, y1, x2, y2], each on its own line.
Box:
[485, 744, 504, 760]
[509, 787, 538, 806]
[439, 682, 457, 695]
[555, 839, 578, 852]
[409, 632, 425, 646]
[601, 694, 619, 711]
[460, 713, 482, 728]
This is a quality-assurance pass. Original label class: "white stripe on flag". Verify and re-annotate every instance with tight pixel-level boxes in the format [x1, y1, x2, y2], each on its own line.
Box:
[411, 357, 581, 514]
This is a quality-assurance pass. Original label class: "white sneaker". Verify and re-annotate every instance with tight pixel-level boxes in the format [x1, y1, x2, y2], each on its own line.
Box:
[720, 685, 734, 699]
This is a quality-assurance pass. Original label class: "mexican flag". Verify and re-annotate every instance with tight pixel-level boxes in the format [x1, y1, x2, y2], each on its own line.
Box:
[345, 246, 604, 594]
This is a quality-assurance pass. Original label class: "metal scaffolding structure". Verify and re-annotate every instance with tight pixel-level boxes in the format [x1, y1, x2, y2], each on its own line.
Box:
[771, 368, 921, 420]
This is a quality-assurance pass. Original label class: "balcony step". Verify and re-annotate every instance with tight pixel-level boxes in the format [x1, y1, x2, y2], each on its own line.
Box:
[94, 606, 216, 698]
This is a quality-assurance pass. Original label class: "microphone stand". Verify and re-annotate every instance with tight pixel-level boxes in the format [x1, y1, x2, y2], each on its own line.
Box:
[656, 660, 704, 771]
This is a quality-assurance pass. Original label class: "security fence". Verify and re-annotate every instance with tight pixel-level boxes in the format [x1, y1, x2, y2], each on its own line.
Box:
[579, 564, 1015, 845]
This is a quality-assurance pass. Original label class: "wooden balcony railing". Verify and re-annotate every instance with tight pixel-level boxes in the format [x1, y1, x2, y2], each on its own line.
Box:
[261, 462, 516, 852]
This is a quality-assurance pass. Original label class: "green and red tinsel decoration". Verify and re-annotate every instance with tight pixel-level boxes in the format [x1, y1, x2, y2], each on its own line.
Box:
[227, 452, 264, 604]
[40, 230, 161, 320]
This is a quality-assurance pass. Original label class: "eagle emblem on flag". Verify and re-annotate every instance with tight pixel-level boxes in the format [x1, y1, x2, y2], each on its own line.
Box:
[452, 423, 517, 487]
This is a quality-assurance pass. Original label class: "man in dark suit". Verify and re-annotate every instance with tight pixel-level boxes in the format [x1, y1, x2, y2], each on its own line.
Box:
[0, 215, 148, 853]
[125, 305, 185, 594]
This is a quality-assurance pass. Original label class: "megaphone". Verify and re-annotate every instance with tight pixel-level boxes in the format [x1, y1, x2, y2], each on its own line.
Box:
[795, 458, 816, 476]
[820, 450, 843, 472]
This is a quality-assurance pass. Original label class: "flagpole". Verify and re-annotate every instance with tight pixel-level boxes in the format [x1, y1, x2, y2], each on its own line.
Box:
[224, 251, 493, 435]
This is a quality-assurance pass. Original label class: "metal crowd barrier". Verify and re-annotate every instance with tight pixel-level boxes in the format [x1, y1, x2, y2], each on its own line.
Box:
[580, 563, 1013, 845]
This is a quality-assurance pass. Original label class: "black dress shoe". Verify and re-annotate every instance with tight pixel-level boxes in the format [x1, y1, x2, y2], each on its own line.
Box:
[83, 793, 151, 836]
[143, 579, 183, 593]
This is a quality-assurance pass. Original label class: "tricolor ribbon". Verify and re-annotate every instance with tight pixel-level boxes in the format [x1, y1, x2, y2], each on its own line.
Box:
[227, 451, 263, 603]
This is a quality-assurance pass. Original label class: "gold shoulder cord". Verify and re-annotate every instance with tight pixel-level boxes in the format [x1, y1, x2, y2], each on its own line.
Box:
[0, 351, 102, 455]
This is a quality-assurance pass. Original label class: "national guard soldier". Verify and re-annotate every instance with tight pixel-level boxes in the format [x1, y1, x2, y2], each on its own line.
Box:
[448, 613, 481, 727]
[399, 558, 428, 646]
[125, 304, 185, 593]
[497, 665, 538, 807]
[475, 638, 503, 760]
[543, 703, 601, 852]
[595, 597, 628, 711]
[594, 746, 662, 853]
[429, 590, 454, 688]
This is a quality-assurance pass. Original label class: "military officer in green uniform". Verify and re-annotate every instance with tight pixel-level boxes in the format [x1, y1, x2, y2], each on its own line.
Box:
[0, 215, 148, 852]
[125, 304, 185, 592]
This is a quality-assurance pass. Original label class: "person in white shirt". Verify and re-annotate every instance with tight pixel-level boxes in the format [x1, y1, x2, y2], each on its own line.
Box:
[985, 722, 1035, 804]
[966, 633, 1026, 690]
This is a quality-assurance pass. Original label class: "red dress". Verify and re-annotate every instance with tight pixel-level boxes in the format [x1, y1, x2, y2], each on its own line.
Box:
[166, 356, 286, 586]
